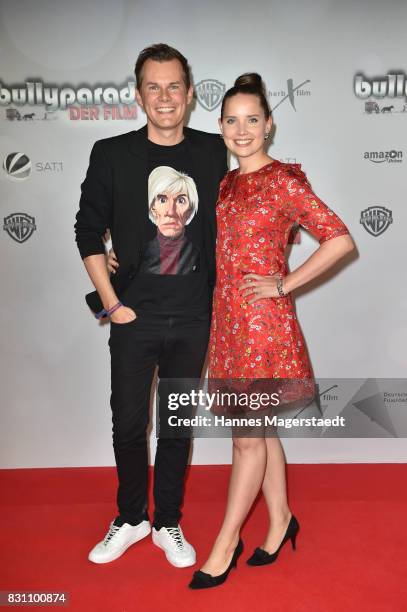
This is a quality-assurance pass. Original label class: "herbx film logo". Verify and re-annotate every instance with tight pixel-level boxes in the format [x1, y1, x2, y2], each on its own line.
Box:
[269, 78, 311, 112]
[3, 152, 31, 180]
[3, 213, 36, 243]
[360, 206, 393, 236]
[354, 72, 407, 114]
[195, 79, 226, 111]
[364, 150, 403, 164]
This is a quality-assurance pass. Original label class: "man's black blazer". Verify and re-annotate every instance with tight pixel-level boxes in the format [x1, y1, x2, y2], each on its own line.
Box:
[74, 124, 228, 309]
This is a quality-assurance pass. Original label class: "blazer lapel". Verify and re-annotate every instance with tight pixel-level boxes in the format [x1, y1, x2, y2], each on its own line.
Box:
[114, 125, 149, 275]
[183, 127, 218, 287]
[184, 127, 218, 211]
[127, 123, 148, 159]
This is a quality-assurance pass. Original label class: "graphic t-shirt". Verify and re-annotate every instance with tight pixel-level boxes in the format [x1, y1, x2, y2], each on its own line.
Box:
[123, 138, 210, 315]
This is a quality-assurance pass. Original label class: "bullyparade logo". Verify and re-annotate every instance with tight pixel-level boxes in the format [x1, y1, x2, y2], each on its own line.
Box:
[0, 79, 138, 121]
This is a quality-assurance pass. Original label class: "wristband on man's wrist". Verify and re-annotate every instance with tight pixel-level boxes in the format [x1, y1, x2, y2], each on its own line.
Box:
[95, 301, 123, 319]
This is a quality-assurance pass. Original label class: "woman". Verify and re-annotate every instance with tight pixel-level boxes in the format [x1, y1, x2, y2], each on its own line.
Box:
[188, 73, 355, 589]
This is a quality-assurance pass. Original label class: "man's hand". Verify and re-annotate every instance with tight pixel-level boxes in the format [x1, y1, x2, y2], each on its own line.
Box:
[110, 305, 137, 324]
[107, 248, 119, 274]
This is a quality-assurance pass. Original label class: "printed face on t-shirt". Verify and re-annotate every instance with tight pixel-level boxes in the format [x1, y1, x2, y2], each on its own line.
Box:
[150, 190, 192, 239]
[138, 165, 201, 276]
[148, 165, 198, 240]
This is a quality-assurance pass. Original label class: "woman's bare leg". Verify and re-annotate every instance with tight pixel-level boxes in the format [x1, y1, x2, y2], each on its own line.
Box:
[260, 435, 292, 552]
[199, 436, 267, 575]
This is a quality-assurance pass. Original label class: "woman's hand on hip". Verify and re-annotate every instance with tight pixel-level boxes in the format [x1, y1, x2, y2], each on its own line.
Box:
[106, 248, 119, 274]
[238, 273, 284, 304]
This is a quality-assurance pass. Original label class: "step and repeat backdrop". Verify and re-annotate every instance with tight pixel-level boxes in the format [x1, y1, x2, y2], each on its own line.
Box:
[1, 0, 406, 467]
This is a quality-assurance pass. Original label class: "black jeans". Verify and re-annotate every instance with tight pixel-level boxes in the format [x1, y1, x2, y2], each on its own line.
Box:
[108, 311, 210, 528]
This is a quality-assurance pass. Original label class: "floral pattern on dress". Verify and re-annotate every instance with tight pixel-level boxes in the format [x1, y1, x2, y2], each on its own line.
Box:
[208, 161, 349, 397]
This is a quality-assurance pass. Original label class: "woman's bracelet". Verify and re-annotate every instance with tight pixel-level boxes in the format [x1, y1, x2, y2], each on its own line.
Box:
[277, 276, 288, 298]
[95, 301, 123, 320]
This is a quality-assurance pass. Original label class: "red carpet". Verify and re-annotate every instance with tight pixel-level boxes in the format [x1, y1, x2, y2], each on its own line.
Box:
[1, 464, 406, 611]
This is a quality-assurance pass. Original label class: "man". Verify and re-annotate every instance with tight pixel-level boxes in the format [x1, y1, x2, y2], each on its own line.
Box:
[74, 43, 227, 568]
[139, 165, 200, 275]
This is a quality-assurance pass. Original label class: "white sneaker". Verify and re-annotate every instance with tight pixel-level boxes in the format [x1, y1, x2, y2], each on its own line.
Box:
[88, 520, 151, 564]
[152, 525, 196, 568]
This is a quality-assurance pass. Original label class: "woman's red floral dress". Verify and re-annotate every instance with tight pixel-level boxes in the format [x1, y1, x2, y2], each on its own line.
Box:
[208, 161, 349, 404]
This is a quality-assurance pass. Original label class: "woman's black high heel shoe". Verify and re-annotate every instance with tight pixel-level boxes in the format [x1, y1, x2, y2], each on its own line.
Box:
[188, 539, 244, 589]
[246, 515, 299, 566]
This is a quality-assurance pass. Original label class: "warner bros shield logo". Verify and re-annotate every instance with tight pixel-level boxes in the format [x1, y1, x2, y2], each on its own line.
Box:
[195, 79, 226, 111]
[360, 206, 393, 237]
[3, 213, 36, 243]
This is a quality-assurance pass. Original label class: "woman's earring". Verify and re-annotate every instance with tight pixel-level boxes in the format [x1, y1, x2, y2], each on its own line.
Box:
[220, 131, 224, 138]
[264, 132, 270, 140]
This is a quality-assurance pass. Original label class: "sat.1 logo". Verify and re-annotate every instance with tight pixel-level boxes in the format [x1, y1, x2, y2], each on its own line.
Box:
[2, 152, 32, 181]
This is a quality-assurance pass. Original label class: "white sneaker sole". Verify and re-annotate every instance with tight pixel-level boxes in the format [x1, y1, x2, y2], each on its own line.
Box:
[88, 521, 151, 564]
[152, 533, 196, 568]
